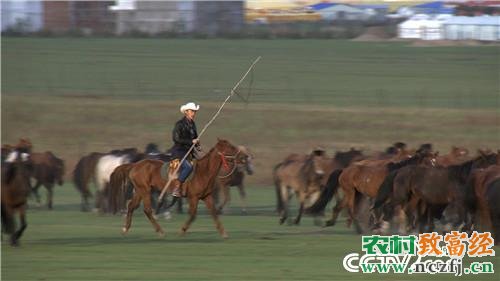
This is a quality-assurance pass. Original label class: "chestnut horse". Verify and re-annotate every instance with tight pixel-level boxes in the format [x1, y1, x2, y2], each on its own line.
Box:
[323, 149, 414, 229]
[109, 139, 241, 238]
[1, 149, 33, 246]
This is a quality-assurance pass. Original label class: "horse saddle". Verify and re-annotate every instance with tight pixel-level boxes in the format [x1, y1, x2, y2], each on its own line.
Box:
[160, 159, 180, 180]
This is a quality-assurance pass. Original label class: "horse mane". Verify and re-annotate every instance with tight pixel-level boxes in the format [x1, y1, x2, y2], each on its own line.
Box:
[145, 143, 160, 154]
[334, 149, 363, 168]
[448, 160, 474, 184]
[386, 154, 420, 172]
[298, 154, 318, 184]
[2, 162, 17, 185]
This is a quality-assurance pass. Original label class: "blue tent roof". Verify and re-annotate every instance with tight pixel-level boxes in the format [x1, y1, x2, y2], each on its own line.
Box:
[414, 1, 444, 9]
[308, 2, 338, 11]
[355, 4, 389, 10]
[412, 1, 455, 14]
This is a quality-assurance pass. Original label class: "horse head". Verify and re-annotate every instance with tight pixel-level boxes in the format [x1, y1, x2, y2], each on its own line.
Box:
[451, 146, 469, 157]
[215, 139, 243, 172]
[15, 138, 32, 154]
[236, 145, 254, 175]
[474, 150, 498, 169]
[334, 148, 364, 167]
[420, 151, 439, 167]
[2, 149, 33, 185]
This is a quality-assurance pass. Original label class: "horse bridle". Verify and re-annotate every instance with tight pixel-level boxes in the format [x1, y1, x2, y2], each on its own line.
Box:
[217, 149, 241, 179]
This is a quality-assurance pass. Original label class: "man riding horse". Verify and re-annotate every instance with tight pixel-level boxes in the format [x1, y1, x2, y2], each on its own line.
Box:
[169, 102, 201, 197]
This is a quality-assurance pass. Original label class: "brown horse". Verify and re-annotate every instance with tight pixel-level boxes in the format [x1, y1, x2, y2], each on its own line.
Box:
[322, 149, 414, 229]
[214, 145, 254, 215]
[1, 149, 33, 246]
[465, 156, 500, 232]
[273, 149, 326, 225]
[30, 151, 65, 209]
[372, 152, 440, 234]
[109, 139, 242, 238]
[73, 148, 142, 212]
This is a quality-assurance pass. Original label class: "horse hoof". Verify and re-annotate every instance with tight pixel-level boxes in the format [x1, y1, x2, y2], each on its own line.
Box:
[324, 220, 336, 227]
[221, 232, 229, 239]
[279, 218, 286, 225]
[158, 231, 165, 238]
[121, 228, 128, 235]
[163, 211, 172, 220]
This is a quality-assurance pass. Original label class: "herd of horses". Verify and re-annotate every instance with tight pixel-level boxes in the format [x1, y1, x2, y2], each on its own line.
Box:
[2, 137, 499, 247]
[1, 138, 254, 245]
[273, 143, 500, 244]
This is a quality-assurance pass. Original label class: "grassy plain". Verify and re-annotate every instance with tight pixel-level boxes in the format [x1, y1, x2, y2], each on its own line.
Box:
[1, 38, 499, 280]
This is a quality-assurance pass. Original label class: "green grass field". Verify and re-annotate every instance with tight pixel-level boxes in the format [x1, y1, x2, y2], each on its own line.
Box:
[1, 38, 499, 280]
[2, 185, 500, 280]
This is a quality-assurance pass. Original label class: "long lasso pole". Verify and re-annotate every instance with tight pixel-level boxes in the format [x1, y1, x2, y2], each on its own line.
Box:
[157, 56, 261, 202]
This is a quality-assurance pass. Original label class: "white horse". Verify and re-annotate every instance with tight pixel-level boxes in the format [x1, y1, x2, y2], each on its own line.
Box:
[94, 154, 131, 213]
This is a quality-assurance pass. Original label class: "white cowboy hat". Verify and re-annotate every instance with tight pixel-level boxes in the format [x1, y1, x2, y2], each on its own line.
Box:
[180, 102, 200, 114]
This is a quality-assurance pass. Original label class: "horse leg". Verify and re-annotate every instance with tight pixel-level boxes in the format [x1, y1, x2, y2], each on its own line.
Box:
[31, 180, 42, 206]
[217, 184, 230, 215]
[122, 192, 142, 235]
[176, 198, 183, 214]
[238, 183, 247, 215]
[142, 195, 165, 237]
[279, 185, 290, 225]
[180, 197, 199, 236]
[204, 195, 228, 238]
[396, 207, 408, 235]
[11, 207, 27, 246]
[46, 184, 54, 210]
[294, 202, 304, 225]
[325, 188, 353, 227]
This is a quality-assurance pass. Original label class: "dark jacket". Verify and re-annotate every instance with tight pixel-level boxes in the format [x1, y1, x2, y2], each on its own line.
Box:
[169, 117, 198, 159]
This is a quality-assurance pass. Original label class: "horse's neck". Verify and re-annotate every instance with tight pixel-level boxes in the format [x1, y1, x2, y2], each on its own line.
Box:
[192, 149, 222, 182]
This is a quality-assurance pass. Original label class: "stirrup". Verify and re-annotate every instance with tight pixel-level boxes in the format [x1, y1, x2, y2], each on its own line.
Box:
[172, 188, 182, 198]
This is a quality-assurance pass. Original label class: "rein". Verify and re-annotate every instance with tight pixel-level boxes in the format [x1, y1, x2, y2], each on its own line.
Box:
[217, 149, 241, 179]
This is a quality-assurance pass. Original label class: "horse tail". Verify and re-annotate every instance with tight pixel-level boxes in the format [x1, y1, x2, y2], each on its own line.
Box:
[373, 170, 398, 210]
[72, 156, 90, 198]
[108, 163, 134, 214]
[306, 169, 343, 215]
[273, 162, 285, 213]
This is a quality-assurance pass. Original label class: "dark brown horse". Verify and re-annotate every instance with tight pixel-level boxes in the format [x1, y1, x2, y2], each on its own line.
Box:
[72, 152, 105, 211]
[1, 148, 33, 246]
[465, 160, 500, 232]
[214, 145, 254, 215]
[30, 151, 65, 209]
[485, 177, 500, 244]
[375, 153, 498, 234]
[109, 139, 242, 238]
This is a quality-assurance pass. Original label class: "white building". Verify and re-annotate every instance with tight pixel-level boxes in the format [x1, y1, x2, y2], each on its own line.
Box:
[1, 0, 43, 32]
[398, 14, 449, 40]
[443, 16, 500, 41]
